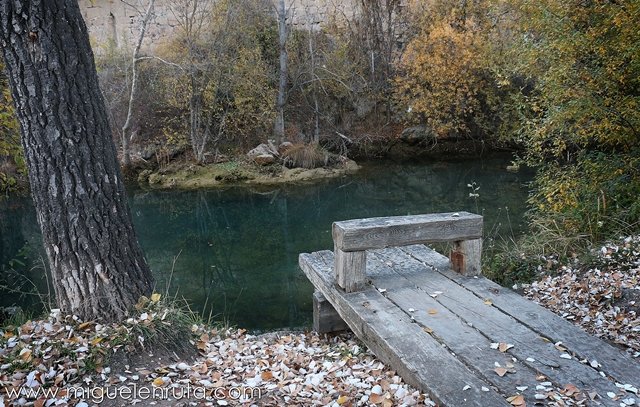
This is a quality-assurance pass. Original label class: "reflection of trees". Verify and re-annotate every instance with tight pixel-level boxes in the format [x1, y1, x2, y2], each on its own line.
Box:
[127, 158, 531, 330]
[0, 198, 48, 309]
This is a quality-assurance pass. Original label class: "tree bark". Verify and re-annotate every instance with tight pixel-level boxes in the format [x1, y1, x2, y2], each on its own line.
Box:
[0, 0, 154, 322]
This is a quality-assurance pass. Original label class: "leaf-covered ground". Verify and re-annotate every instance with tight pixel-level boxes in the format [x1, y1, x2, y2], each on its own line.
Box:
[0, 302, 432, 407]
[525, 236, 640, 357]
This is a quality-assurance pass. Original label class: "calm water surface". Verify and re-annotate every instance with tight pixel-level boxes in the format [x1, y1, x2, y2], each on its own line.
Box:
[0, 156, 532, 331]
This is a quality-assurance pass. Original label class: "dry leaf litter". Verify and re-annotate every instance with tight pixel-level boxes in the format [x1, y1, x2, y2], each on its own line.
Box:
[0, 300, 433, 407]
[525, 236, 640, 356]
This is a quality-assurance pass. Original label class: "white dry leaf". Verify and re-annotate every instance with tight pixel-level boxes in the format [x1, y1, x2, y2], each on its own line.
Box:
[408, 308, 416, 313]
[481, 387, 490, 392]
[463, 385, 471, 391]
[560, 353, 572, 360]
[590, 360, 600, 368]
[516, 386, 528, 391]
[377, 288, 387, 293]
[608, 392, 618, 399]
[526, 357, 536, 362]
[490, 343, 500, 350]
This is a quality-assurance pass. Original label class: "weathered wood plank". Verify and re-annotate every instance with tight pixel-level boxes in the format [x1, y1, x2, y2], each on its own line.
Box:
[365, 252, 543, 405]
[450, 238, 482, 276]
[299, 251, 510, 406]
[334, 245, 366, 292]
[333, 212, 482, 252]
[371, 246, 626, 403]
[313, 291, 349, 334]
[402, 244, 640, 389]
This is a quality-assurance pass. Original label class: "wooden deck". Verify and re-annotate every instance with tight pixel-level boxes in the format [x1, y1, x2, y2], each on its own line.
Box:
[299, 213, 640, 406]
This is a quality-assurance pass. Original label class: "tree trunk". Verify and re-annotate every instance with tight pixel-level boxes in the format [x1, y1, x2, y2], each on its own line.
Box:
[0, 0, 154, 322]
[274, 0, 288, 145]
[121, 0, 156, 167]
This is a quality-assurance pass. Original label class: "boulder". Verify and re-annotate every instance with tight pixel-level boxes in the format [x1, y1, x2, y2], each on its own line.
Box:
[254, 154, 276, 165]
[247, 143, 278, 165]
[399, 125, 436, 146]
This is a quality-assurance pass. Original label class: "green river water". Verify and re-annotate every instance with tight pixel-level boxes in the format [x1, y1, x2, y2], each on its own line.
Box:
[0, 156, 532, 331]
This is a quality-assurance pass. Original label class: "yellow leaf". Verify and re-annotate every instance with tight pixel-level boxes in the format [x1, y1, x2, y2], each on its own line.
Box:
[423, 327, 433, 334]
[91, 337, 103, 346]
[484, 299, 493, 305]
[78, 322, 93, 330]
[152, 377, 165, 387]
[427, 309, 438, 315]
[150, 293, 161, 303]
[337, 395, 349, 404]
[20, 349, 32, 361]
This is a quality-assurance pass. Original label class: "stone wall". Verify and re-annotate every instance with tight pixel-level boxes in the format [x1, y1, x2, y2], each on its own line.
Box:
[79, 0, 357, 54]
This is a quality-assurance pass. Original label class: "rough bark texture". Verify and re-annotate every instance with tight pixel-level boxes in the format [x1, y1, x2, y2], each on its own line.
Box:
[0, 0, 154, 321]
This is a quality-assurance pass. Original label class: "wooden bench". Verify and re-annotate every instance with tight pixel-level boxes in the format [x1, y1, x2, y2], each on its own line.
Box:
[333, 211, 483, 292]
[300, 212, 640, 406]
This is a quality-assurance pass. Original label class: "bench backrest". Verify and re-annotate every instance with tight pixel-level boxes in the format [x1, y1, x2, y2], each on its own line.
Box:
[332, 212, 483, 292]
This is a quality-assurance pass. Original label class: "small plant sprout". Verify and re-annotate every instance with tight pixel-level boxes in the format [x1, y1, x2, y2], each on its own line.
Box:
[467, 182, 480, 198]
[467, 182, 480, 213]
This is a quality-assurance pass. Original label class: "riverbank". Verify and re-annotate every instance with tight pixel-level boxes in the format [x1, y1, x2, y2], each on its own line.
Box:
[130, 137, 516, 191]
[136, 158, 360, 190]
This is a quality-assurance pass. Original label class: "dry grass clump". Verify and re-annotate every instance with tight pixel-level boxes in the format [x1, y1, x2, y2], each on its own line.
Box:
[281, 143, 328, 169]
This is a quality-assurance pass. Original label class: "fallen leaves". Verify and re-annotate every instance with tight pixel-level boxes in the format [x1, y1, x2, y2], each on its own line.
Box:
[0, 310, 435, 406]
[506, 394, 525, 405]
[525, 236, 640, 355]
[490, 342, 514, 352]
[494, 367, 508, 377]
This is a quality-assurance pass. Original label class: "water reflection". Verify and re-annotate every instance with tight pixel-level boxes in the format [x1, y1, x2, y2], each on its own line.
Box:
[0, 156, 532, 331]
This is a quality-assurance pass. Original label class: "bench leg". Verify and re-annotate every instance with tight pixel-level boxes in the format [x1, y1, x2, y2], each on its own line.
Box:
[450, 238, 482, 276]
[313, 291, 349, 334]
[334, 245, 366, 292]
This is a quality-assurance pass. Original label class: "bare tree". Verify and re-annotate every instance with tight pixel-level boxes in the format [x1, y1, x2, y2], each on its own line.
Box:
[121, 0, 156, 167]
[274, 0, 289, 145]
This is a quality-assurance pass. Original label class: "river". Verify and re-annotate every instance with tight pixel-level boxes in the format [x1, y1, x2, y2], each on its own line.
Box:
[0, 156, 531, 331]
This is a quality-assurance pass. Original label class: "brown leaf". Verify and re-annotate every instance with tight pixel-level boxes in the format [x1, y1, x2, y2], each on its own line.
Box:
[507, 394, 525, 406]
[498, 342, 514, 352]
[495, 367, 508, 377]
[563, 383, 579, 396]
[261, 371, 274, 381]
[370, 393, 384, 404]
